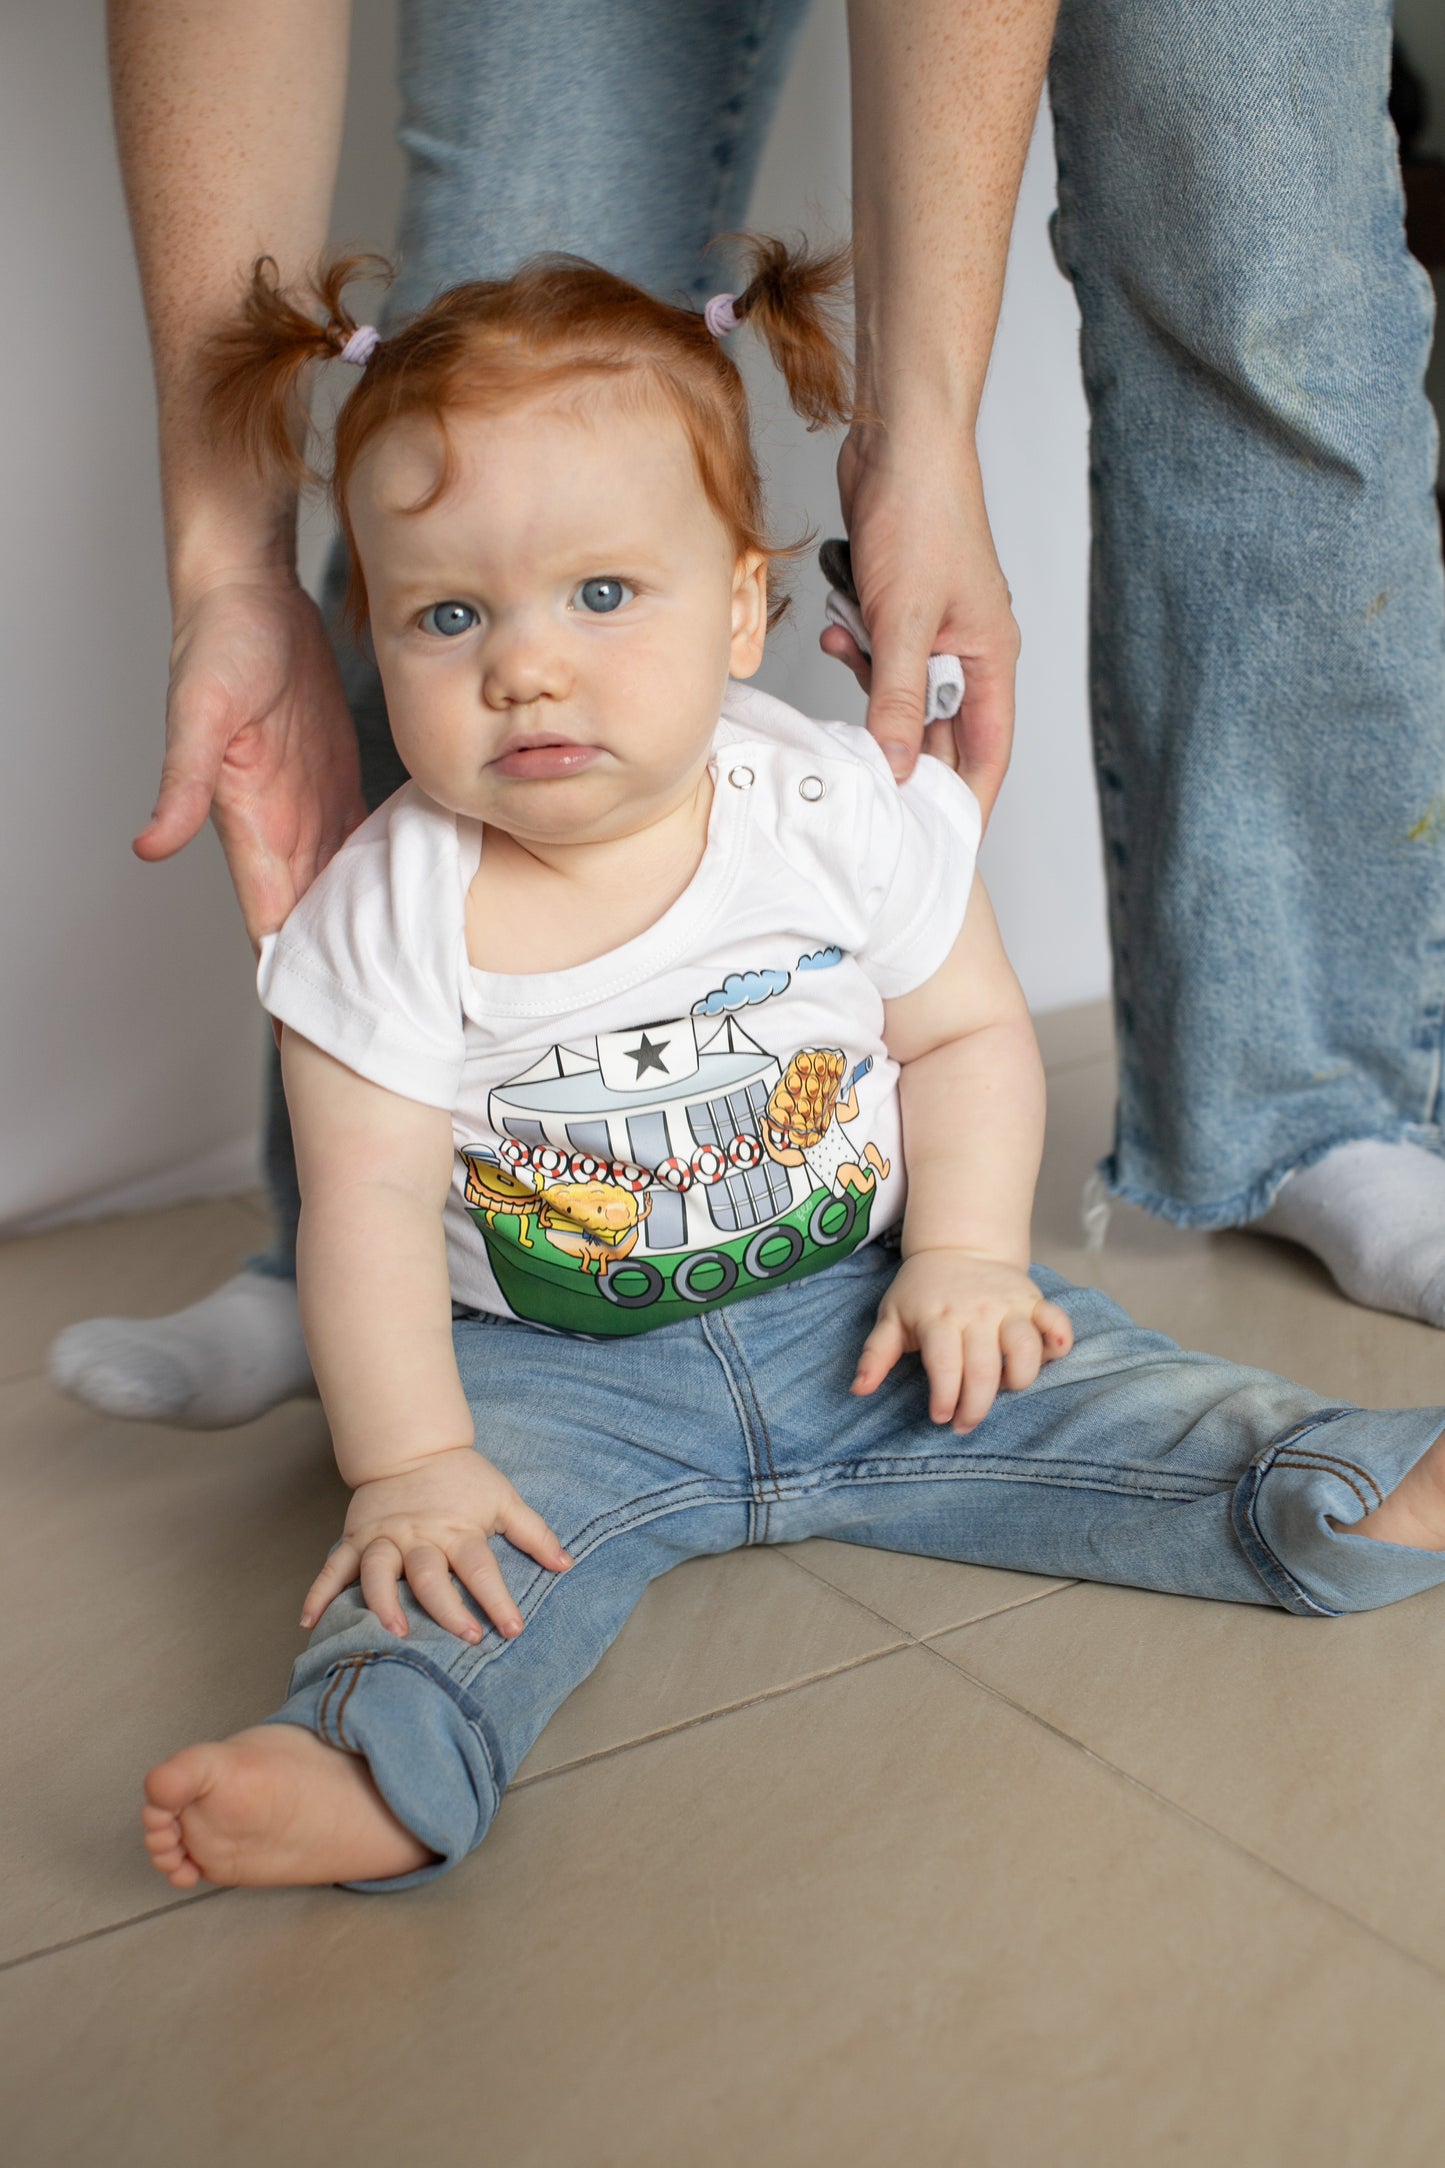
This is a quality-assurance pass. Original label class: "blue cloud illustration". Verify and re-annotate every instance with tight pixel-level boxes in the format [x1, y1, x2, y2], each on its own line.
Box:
[693, 967, 791, 1016]
[797, 946, 843, 972]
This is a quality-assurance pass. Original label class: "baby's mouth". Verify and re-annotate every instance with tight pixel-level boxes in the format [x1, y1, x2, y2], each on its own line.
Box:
[492, 738, 602, 781]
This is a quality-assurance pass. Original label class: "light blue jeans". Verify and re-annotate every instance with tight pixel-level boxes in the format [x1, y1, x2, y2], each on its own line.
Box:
[254, 0, 1445, 1271]
[268, 1244, 1445, 1889]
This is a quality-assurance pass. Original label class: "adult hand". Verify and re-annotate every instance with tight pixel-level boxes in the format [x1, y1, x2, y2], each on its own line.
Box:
[822, 425, 1019, 821]
[133, 574, 368, 947]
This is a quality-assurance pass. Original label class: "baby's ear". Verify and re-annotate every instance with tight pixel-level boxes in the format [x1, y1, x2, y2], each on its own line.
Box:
[729, 552, 769, 678]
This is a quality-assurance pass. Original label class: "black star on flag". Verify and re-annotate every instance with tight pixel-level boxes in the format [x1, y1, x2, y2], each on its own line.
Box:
[625, 1031, 671, 1078]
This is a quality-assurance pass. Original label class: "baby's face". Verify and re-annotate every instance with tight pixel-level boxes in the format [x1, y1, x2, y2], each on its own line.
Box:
[348, 388, 768, 844]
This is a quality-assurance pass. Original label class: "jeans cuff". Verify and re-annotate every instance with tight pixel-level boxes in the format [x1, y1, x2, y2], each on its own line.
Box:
[265, 1651, 501, 1890]
[1232, 1405, 1445, 1616]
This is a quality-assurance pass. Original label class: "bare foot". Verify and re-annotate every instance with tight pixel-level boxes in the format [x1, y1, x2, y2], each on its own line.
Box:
[142, 1724, 434, 1889]
[1351, 1427, 1445, 1549]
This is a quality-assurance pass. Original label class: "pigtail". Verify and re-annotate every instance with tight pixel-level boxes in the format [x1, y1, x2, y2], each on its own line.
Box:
[729, 234, 852, 430]
[204, 252, 395, 488]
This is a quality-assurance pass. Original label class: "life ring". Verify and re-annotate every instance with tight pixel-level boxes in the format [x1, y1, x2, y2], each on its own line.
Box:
[689, 1143, 729, 1185]
[673, 1249, 740, 1304]
[596, 1259, 666, 1309]
[808, 1189, 857, 1248]
[743, 1223, 804, 1280]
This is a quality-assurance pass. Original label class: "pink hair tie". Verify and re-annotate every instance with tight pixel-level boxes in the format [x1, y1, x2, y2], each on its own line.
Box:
[337, 324, 380, 367]
[703, 292, 739, 339]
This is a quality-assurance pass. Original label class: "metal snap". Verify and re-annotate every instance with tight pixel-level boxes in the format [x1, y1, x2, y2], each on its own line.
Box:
[798, 775, 825, 802]
[728, 764, 755, 790]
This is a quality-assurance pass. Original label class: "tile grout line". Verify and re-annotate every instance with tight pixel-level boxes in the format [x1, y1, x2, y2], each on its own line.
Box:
[773, 1541, 1080, 1640]
[511, 1639, 911, 1792]
[0, 1644, 921, 1978]
[916, 1637, 1445, 1990]
[0, 1886, 227, 1977]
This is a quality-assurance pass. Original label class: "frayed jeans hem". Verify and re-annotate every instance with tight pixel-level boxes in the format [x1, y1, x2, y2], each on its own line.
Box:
[1100, 1121, 1445, 1233]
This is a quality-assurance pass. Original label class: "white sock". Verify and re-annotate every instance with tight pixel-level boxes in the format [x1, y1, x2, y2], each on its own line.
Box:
[49, 1272, 315, 1429]
[1252, 1139, 1445, 1327]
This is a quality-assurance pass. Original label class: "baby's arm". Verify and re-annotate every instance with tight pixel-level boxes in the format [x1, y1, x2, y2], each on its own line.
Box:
[855, 876, 1074, 1430]
[281, 1030, 571, 1639]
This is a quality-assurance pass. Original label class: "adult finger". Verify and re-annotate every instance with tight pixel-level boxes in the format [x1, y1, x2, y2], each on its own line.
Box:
[404, 1541, 484, 1644]
[863, 606, 933, 780]
[494, 1492, 573, 1575]
[917, 1316, 966, 1425]
[132, 681, 231, 865]
[999, 1313, 1044, 1394]
[955, 1321, 1005, 1434]
[951, 641, 1018, 826]
[300, 1539, 361, 1629]
[819, 622, 873, 695]
[451, 1535, 525, 1640]
[852, 1309, 907, 1395]
[359, 1537, 409, 1637]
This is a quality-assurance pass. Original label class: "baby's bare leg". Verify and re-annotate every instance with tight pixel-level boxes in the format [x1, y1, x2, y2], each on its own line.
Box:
[1347, 1428, 1445, 1550]
[142, 1725, 432, 1889]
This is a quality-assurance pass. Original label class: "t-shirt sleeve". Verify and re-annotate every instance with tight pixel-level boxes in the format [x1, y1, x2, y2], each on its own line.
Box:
[255, 789, 467, 1109]
[852, 744, 983, 999]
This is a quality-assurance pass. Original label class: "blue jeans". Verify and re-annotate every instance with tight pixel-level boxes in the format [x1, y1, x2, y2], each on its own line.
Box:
[266, 1245, 1445, 1889]
[255, 0, 1445, 1274]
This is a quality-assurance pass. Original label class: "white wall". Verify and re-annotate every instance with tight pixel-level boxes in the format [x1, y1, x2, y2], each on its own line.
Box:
[2, 0, 1099, 1234]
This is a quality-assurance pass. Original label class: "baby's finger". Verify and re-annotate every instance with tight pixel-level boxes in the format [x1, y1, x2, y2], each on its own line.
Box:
[451, 1534, 526, 1640]
[1034, 1299, 1074, 1361]
[359, 1537, 409, 1637]
[917, 1316, 966, 1425]
[300, 1539, 361, 1629]
[999, 1313, 1044, 1394]
[852, 1310, 906, 1395]
[494, 1492, 573, 1575]
[955, 1321, 1004, 1433]
[404, 1541, 484, 1645]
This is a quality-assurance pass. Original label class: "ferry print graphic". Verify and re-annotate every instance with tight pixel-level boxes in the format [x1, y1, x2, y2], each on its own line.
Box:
[458, 969, 889, 1334]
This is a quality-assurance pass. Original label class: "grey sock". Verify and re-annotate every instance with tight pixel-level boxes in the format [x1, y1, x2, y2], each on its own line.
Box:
[1252, 1139, 1445, 1327]
[49, 1271, 315, 1429]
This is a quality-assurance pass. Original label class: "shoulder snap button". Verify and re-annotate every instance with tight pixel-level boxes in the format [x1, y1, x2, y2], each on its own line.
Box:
[798, 775, 825, 802]
[728, 764, 755, 790]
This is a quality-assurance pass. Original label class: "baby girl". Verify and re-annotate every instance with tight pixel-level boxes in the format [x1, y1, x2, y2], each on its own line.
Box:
[143, 241, 1445, 1892]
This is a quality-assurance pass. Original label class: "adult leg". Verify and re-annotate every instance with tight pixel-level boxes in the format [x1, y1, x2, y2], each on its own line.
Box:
[57, 0, 812, 1426]
[1048, 0, 1445, 1299]
[143, 1310, 757, 1890]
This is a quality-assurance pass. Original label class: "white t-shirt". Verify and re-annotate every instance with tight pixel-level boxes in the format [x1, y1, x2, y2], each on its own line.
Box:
[257, 683, 980, 1337]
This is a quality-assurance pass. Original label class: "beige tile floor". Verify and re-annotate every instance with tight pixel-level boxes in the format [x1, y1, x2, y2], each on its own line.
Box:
[7, 1002, 1445, 2165]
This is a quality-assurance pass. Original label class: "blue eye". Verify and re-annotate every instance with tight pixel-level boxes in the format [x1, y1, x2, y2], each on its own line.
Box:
[420, 601, 479, 637]
[575, 578, 631, 615]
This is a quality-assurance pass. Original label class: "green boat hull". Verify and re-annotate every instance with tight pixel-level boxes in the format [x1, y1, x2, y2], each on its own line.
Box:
[469, 1183, 877, 1336]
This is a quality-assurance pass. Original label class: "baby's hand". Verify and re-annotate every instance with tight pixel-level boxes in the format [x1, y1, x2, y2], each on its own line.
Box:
[853, 1250, 1073, 1433]
[300, 1446, 573, 1643]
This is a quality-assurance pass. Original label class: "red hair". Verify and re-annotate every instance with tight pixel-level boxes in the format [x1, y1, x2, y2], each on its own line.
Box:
[205, 239, 853, 631]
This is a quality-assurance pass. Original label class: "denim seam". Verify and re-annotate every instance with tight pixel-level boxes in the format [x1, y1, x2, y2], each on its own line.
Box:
[1229, 1409, 1362, 1618]
[318, 1649, 507, 1807]
[330, 1657, 372, 1752]
[699, 1310, 779, 1531]
[446, 1484, 758, 1687]
[1269, 1448, 1384, 1514]
[545, 1472, 753, 1561]
[713, 1307, 781, 1498]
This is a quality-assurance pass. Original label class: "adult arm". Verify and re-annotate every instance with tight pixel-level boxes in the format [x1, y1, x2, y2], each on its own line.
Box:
[834, 0, 1059, 813]
[108, 0, 367, 941]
